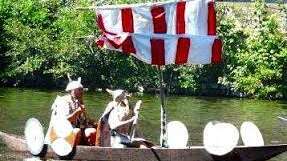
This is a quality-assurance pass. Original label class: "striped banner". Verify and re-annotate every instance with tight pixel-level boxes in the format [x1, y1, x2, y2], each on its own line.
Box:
[95, 0, 216, 36]
[95, 0, 221, 65]
[97, 33, 222, 65]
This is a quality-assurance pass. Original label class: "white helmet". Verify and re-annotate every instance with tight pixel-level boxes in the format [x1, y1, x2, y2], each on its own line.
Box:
[65, 77, 83, 92]
[106, 89, 130, 102]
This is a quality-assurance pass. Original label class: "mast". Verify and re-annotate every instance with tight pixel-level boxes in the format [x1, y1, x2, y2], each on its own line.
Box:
[158, 66, 167, 148]
[150, 0, 167, 147]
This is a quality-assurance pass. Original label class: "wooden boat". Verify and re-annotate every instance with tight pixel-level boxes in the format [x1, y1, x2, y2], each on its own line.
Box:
[1, 131, 287, 161]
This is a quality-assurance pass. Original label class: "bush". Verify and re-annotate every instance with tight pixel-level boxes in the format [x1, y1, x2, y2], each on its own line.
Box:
[0, 0, 286, 99]
[217, 0, 287, 99]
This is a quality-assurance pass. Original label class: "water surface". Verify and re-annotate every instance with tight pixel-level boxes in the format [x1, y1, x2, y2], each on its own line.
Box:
[1, 88, 287, 160]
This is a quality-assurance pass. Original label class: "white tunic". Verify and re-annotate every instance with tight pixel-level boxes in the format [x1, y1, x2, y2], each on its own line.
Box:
[44, 95, 83, 144]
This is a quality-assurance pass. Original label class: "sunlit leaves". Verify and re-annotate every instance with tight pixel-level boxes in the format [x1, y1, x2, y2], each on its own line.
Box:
[218, 0, 287, 99]
[0, 0, 286, 99]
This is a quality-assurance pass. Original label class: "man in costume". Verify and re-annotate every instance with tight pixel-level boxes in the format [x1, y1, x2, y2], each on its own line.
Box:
[96, 89, 153, 148]
[45, 76, 97, 146]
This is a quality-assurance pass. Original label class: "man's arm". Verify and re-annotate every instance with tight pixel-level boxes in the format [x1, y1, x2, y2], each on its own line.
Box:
[67, 105, 85, 123]
[109, 116, 136, 130]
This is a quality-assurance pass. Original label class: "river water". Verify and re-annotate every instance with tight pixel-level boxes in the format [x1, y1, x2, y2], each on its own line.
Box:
[1, 87, 287, 160]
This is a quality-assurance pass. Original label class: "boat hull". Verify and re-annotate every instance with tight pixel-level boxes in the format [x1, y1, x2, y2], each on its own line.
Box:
[1, 131, 287, 161]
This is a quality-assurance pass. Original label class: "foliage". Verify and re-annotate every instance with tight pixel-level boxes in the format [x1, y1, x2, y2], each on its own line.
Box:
[0, 0, 286, 99]
[217, 0, 287, 99]
[0, 0, 158, 89]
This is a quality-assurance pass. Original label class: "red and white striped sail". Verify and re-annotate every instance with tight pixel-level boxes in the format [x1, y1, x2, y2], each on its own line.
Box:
[95, 0, 222, 65]
[96, 0, 216, 35]
[97, 33, 221, 65]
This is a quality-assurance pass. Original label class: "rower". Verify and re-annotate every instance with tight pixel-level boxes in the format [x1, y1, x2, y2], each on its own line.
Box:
[45, 75, 97, 146]
[98, 89, 156, 148]
[97, 89, 138, 147]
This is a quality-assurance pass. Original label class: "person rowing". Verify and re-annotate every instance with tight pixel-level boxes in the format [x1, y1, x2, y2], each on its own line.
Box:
[45, 75, 97, 147]
[96, 89, 153, 148]
[95, 89, 135, 147]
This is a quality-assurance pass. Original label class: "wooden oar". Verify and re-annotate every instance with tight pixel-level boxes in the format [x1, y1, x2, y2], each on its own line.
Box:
[129, 100, 142, 140]
[24, 118, 45, 156]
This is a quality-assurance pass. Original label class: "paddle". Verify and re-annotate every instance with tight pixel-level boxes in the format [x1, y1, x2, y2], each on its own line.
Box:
[50, 118, 76, 156]
[129, 100, 142, 140]
[24, 118, 45, 156]
[203, 121, 239, 156]
[240, 121, 264, 146]
[166, 121, 189, 148]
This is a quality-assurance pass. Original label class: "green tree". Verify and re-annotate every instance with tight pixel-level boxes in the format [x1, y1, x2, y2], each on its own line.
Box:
[0, 0, 286, 99]
[218, 0, 287, 99]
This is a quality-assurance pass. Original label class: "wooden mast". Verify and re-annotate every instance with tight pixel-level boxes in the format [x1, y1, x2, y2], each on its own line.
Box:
[158, 66, 167, 148]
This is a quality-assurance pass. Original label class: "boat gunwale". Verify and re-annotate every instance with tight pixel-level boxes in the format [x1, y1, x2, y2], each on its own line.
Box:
[2, 131, 287, 161]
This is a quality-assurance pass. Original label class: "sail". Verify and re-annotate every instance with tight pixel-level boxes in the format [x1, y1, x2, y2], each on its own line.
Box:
[97, 33, 222, 65]
[95, 0, 216, 35]
[95, 0, 222, 65]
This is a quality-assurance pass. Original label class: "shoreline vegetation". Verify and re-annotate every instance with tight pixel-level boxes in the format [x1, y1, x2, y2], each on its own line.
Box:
[0, 0, 286, 99]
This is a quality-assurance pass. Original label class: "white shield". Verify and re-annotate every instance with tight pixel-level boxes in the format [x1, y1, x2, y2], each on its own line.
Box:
[203, 121, 239, 156]
[240, 121, 264, 146]
[167, 121, 189, 148]
[24, 118, 44, 155]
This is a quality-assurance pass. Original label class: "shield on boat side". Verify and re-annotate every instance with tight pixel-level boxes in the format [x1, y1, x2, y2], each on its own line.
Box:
[50, 118, 75, 156]
[167, 121, 189, 148]
[203, 121, 239, 156]
[240, 121, 264, 146]
[24, 118, 45, 155]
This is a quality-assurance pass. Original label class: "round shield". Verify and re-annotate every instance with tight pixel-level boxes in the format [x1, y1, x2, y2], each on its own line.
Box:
[50, 118, 74, 156]
[24, 118, 44, 155]
[203, 121, 239, 156]
[167, 121, 189, 148]
[53, 118, 73, 138]
[51, 138, 73, 156]
[240, 121, 264, 146]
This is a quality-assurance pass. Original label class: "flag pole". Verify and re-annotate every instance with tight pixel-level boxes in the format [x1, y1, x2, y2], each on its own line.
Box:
[151, 0, 167, 147]
[158, 66, 168, 148]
